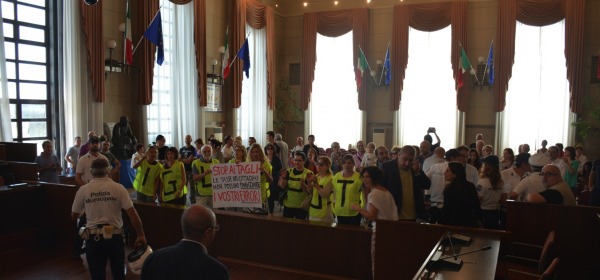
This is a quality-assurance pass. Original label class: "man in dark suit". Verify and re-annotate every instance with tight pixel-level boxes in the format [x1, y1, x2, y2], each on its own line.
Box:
[141, 205, 229, 279]
[381, 145, 431, 221]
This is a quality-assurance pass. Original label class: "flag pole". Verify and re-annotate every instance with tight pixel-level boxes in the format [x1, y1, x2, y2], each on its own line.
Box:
[358, 45, 377, 84]
[132, 6, 162, 56]
[459, 41, 480, 86]
[123, 0, 128, 66]
[378, 41, 390, 86]
[482, 40, 493, 85]
[227, 32, 252, 69]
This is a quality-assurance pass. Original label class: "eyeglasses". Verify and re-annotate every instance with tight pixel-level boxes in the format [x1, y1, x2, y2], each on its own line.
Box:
[539, 172, 559, 177]
[318, 162, 327, 166]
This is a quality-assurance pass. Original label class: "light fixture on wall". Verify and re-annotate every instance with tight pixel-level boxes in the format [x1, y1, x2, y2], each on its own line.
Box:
[104, 22, 132, 80]
[474, 56, 490, 90]
[119, 23, 126, 33]
[105, 39, 120, 79]
[370, 59, 389, 90]
[83, 0, 100, 5]
[218, 45, 226, 84]
[210, 59, 220, 83]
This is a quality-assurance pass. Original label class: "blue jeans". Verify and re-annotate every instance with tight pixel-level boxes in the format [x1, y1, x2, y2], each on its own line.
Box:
[85, 234, 125, 280]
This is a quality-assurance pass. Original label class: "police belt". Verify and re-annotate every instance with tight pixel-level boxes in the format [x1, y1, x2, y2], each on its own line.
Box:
[430, 202, 444, 208]
[87, 227, 123, 235]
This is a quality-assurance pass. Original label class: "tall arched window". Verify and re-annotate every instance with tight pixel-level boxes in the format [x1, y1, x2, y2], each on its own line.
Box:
[236, 24, 269, 146]
[146, 1, 198, 146]
[397, 26, 457, 148]
[308, 31, 363, 149]
[498, 20, 573, 152]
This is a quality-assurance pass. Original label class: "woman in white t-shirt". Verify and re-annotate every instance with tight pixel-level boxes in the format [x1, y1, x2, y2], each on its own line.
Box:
[351, 166, 398, 278]
[476, 155, 503, 229]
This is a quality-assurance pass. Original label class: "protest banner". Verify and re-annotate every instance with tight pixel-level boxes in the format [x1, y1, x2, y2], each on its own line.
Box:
[211, 162, 262, 208]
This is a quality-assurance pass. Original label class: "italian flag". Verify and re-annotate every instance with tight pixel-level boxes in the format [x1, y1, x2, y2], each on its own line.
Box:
[222, 27, 230, 79]
[124, 1, 133, 65]
[355, 46, 368, 89]
[457, 46, 472, 88]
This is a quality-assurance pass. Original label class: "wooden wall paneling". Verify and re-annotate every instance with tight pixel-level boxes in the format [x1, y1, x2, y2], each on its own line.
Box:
[0, 185, 44, 235]
[212, 211, 373, 279]
[0, 142, 37, 162]
[7, 161, 39, 182]
[0, 144, 6, 160]
[40, 182, 79, 246]
[126, 201, 186, 249]
[505, 201, 600, 279]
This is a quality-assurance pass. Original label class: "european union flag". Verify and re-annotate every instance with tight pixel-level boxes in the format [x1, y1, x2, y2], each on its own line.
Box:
[237, 38, 250, 78]
[144, 11, 164, 66]
[384, 46, 392, 86]
[486, 42, 494, 85]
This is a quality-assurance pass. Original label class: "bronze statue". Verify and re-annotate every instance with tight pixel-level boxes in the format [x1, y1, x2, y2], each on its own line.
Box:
[111, 116, 137, 159]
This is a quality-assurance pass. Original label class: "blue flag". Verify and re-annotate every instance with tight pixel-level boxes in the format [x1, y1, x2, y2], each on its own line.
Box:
[486, 42, 494, 85]
[383, 46, 392, 86]
[143, 11, 164, 65]
[237, 38, 250, 78]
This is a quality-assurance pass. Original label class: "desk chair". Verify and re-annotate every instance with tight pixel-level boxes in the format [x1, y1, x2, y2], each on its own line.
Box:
[506, 257, 560, 280]
[502, 230, 555, 278]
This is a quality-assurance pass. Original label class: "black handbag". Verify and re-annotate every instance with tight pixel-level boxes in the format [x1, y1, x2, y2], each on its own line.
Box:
[278, 188, 287, 204]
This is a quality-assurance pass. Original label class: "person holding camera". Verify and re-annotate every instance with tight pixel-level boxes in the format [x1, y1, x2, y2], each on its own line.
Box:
[424, 127, 441, 150]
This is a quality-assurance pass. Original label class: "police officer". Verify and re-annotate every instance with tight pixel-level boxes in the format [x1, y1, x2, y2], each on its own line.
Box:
[71, 158, 146, 280]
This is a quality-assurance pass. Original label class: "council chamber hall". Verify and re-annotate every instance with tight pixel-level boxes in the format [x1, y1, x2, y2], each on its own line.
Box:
[1, 0, 600, 279]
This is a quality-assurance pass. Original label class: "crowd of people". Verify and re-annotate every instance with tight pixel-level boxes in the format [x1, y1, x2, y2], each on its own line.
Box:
[50, 128, 599, 279]
[39, 129, 599, 225]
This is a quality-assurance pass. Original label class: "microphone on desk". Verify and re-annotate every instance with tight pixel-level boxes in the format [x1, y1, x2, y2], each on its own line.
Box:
[439, 244, 493, 261]
[445, 231, 459, 260]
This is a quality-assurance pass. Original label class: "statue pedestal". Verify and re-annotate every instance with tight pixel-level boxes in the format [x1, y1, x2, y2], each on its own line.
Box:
[119, 159, 135, 188]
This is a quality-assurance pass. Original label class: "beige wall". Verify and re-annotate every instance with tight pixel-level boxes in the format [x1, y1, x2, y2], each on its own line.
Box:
[102, 0, 135, 138]
[99, 0, 227, 143]
[97, 0, 600, 159]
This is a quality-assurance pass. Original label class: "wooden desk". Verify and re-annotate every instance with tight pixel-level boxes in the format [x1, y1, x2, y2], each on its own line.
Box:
[0, 183, 43, 235]
[213, 210, 372, 280]
[126, 205, 373, 279]
[413, 232, 500, 280]
[374, 221, 507, 280]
